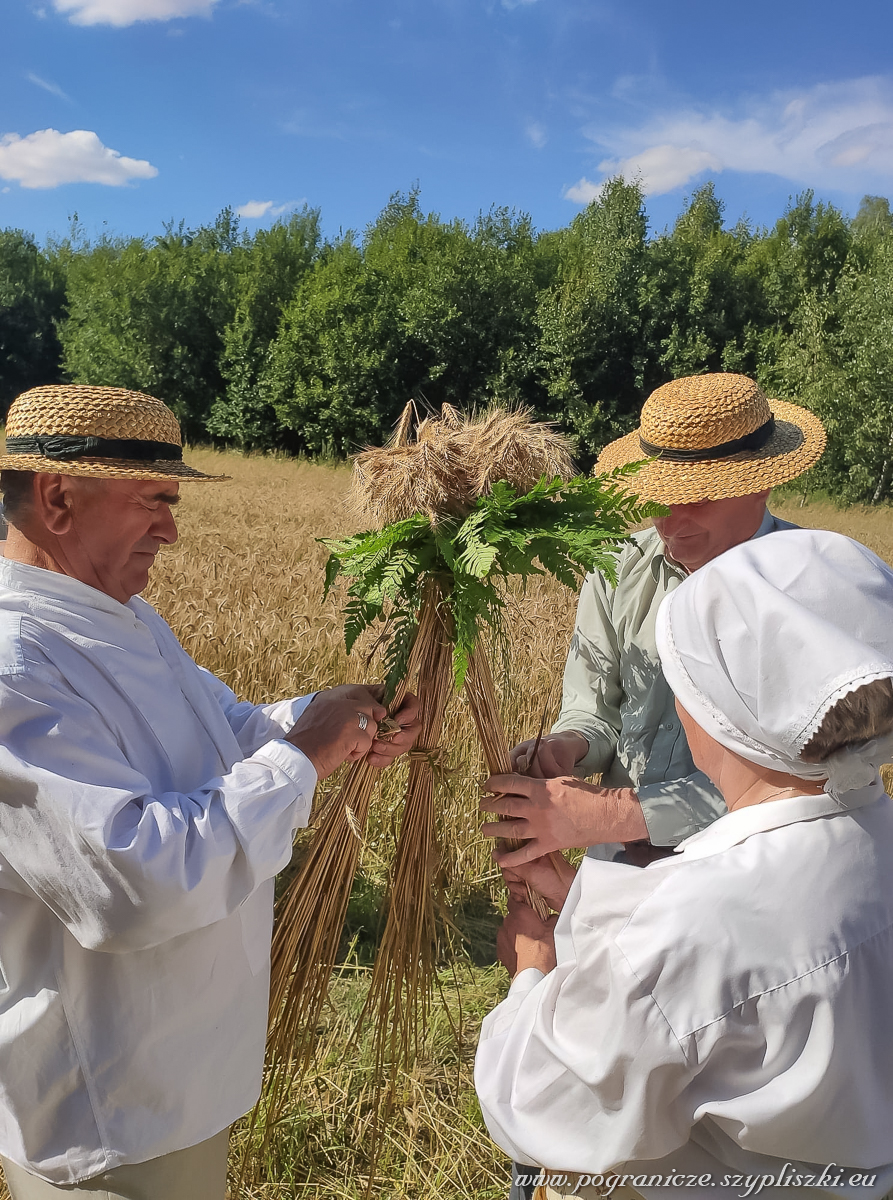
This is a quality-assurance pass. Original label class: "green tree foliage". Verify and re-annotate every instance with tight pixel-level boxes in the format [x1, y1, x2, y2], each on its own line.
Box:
[642, 184, 765, 387]
[208, 208, 322, 451]
[749, 191, 852, 386]
[261, 234, 400, 456]
[6, 183, 893, 506]
[847, 243, 893, 504]
[60, 211, 242, 441]
[779, 234, 893, 504]
[262, 192, 546, 456]
[851, 195, 893, 245]
[385, 202, 547, 411]
[534, 178, 647, 461]
[0, 229, 66, 413]
[758, 192, 893, 504]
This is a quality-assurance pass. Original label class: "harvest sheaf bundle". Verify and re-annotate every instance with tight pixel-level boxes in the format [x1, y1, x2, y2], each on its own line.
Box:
[331, 407, 659, 696]
[257, 405, 661, 1174]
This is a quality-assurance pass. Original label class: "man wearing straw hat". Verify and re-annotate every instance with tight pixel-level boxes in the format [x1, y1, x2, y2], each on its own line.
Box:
[483, 374, 826, 1200]
[0, 385, 421, 1200]
[486, 373, 827, 891]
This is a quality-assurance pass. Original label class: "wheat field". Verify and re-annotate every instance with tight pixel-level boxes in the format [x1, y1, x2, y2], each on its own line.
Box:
[1, 451, 892, 1199]
[149, 457, 893, 1199]
[143, 449, 582, 1199]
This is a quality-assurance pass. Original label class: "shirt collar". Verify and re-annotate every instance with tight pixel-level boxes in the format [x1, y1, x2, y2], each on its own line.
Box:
[752, 507, 777, 539]
[0, 556, 136, 621]
[674, 778, 886, 861]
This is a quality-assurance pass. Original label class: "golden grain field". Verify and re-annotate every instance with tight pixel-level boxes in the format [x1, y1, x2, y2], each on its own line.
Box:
[144, 455, 893, 1199]
[143, 448, 579, 1200]
[1, 452, 892, 1200]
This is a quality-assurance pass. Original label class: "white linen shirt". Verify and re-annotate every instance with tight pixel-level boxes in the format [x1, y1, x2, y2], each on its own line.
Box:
[476, 783, 893, 1200]
[0, 559, 318, 1184]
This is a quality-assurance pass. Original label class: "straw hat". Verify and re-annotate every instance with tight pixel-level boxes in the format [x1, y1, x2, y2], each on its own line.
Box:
[0, 385, 226, 481]
[596, 373, 826, 505]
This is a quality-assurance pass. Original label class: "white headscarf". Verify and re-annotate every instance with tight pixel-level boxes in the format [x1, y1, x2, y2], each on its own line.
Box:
[655, 528, 893, 797]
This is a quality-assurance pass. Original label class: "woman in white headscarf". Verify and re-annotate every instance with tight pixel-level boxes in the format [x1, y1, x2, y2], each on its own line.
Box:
[475, 528, 893, 1200]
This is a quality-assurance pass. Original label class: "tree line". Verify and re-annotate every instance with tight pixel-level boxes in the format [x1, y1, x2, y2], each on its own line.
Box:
[1, 181, 892, 503]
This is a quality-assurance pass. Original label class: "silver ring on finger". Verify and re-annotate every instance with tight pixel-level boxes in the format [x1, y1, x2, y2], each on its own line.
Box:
[357, 712, 369, 732]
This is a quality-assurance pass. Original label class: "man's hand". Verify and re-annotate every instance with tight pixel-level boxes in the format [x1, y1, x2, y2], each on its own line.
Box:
[367, 690, 421, 769]
[497, 896, 557, 978]
[481, 774, 647, 864]
[502, 855, 577, 914]
[286, 684, 420, 780]
[510, 730, 588, 778]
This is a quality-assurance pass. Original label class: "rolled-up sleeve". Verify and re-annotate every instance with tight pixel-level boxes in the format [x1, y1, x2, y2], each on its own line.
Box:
[638, 773, 727, 846]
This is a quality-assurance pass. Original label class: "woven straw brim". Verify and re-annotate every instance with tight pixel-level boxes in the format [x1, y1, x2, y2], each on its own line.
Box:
[2, 384, 228, 481]
[0, 454, 227, 481]
[595, 399, 826, 504]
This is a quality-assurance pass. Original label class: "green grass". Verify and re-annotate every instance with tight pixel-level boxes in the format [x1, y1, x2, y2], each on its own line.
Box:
[232, 960, 511, 1199]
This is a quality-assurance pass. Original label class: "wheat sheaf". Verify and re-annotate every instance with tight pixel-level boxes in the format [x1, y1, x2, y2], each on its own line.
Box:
[249, 403, 659, 1187]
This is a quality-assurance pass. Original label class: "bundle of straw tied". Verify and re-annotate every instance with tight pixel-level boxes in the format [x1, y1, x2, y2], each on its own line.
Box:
[260, 402, 660, 1151]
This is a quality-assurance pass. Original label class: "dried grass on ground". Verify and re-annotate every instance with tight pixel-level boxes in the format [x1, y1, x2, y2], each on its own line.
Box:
[0, 456, 891, 1200]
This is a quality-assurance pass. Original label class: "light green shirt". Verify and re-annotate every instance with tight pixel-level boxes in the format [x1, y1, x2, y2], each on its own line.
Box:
[552, 510, 797, 847]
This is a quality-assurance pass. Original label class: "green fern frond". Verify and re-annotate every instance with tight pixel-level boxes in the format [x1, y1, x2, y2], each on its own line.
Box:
[322, 471, 662, 690]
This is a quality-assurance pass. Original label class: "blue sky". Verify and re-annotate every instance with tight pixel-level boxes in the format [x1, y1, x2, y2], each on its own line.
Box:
[3, 0, 893, 245]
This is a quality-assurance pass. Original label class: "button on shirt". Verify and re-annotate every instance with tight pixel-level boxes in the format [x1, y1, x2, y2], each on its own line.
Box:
[0, 559, 319, 1184]
[475, 784, 893, 1200]
[551, 511, 797, 846]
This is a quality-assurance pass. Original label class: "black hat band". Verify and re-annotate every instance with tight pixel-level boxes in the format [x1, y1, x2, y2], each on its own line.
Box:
[5, 436, 183, 463]
[639, 416, 776, 463]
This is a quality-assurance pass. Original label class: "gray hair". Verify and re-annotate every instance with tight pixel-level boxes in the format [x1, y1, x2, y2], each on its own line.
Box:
[0, 470, 37, 528]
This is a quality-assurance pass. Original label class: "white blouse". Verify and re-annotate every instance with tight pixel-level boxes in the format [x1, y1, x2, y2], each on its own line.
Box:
[476, 784, 893, 1200]
[0, 559, 318, 1183]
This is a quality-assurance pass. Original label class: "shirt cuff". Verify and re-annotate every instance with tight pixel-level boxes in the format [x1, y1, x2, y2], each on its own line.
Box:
[548, 720, 610, 778]
[573, 739, 611, 778]
[637, 776, 725, 847]
[264, 692, 317, 736]
[509, 967, 545, 997]
[251, 738, 318, 816]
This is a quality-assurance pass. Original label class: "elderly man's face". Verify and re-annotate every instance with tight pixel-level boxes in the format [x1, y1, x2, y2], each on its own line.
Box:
[653, 491, 771, 573]
[63, 478, 179, 602]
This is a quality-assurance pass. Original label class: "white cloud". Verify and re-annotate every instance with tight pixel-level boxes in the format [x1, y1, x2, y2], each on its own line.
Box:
[564, 176, 602, 204]
[595, 144, 722, 197]
[526, 121, 547, 149]
[237, 200, 274, 218]
[502, 0, 539, 8]
[0, 129, 158, 188]
[26, 73, 72, 102]
[569, 77, 893, 201]
[52, 0, 218, 26]
[236, 199, 301, 219]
